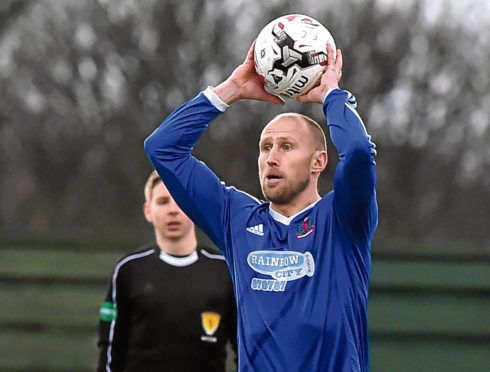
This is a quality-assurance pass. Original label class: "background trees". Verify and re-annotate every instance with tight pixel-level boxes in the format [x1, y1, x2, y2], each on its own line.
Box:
[0, 0, 488, 249]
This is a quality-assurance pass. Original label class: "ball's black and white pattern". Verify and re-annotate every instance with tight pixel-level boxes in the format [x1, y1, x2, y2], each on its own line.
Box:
[254, 14, 336, 98]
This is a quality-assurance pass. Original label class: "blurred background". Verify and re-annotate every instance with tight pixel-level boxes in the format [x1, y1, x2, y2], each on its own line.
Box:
[0, 0, 488, 370]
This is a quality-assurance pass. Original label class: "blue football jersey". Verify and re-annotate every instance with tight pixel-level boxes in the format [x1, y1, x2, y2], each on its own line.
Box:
[145, 87, 378, 371]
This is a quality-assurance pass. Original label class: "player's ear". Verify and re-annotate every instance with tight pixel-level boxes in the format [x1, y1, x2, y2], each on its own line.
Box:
[143, 202, 153, 223]
[311, 150, 328, 173]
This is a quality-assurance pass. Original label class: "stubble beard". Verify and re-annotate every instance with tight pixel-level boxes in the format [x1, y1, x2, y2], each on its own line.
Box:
[261, 176, 310, 206]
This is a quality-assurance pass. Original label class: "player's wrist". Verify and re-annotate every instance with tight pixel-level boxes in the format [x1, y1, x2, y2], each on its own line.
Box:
[214, 77, 244, 105]
[203, 87, 230, 112]
[323, 86, 339, 102]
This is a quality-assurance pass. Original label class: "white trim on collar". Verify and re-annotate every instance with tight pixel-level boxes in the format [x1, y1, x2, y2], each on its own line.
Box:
[159, 250, 198, 267]
[268, 200, 320, 226]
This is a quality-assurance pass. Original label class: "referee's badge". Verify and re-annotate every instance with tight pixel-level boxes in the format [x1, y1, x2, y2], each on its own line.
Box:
[200, 311, 221, 343]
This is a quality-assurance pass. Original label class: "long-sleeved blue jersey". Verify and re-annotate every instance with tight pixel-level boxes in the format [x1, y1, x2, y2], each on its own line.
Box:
[145, 87, 378, 371]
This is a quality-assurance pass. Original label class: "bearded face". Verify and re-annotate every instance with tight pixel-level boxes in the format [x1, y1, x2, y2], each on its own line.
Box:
[258, 116, 321, 207]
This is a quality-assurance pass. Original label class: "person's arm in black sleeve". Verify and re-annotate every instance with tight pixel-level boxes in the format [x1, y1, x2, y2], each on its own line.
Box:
[96, 265, 129, 372]
[227, 293, 238, 370]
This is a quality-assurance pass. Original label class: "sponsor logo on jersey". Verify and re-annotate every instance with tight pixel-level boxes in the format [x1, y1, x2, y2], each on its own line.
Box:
[99, 301, 117, 322]
[296, 216, 315, 238]
[246, 224, 264, 236]
[247, 250, 315, 292]
[200, 311, 221, 343]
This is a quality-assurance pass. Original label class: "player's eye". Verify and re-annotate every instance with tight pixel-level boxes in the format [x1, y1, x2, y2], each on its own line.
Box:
[262, 144, 272, 152]
[156, 198, 169, 205]
[283, 144, 292, 150]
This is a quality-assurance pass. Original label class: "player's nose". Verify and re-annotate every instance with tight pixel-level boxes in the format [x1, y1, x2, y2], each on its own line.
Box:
[266, 149, 280, 167]
[167, 199, 181, 214]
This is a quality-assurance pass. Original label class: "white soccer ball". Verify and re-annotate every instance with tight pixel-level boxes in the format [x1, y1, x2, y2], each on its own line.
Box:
[254, 14, 336, 98]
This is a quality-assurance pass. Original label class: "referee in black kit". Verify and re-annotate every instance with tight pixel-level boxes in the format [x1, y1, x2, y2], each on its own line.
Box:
[97, 170, 236, 372]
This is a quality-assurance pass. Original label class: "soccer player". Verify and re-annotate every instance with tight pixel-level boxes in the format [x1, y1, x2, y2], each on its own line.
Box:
[97, 170, 236, 372]
[144, 43, 378, 371]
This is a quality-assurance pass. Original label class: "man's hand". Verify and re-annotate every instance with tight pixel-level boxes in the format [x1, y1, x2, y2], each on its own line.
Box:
[214, 41, 284, 105]
[297, 44, 343, 104]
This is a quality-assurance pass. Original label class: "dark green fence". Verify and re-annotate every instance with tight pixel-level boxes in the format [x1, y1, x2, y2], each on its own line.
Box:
[0, 239, 488, 371]
[369, 248, 489, 372]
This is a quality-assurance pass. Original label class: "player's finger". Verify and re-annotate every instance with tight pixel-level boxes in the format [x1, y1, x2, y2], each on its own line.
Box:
[265, 93, 285, 105]
[335, 49, 343, 70]
[246, 40, 256, 62]
[296, 94, 309, 103]
[256, 86, 284, 104]
[326, 43, 334, 65]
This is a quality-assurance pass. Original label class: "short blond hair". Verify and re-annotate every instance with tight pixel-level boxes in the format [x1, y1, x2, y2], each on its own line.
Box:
[144, 170, 162, 203]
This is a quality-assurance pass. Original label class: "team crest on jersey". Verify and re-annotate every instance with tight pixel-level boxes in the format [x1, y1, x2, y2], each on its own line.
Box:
[247, 250, 315, 292]
[296, 216, 315, 238]
[200, 311, 221, 343]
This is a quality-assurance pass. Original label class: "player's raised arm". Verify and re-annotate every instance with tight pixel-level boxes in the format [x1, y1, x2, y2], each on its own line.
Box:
[316, 46, 377, 244]
[144, 41, 280, 251]
[214, 41, 284, 105]
[296, 43, 376, 243]
[144, 94, 229, 248]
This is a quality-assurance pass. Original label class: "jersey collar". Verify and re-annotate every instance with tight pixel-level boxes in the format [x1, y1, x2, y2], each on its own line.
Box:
[268, 200, 320, 226]
[159, 250, 198, 267]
